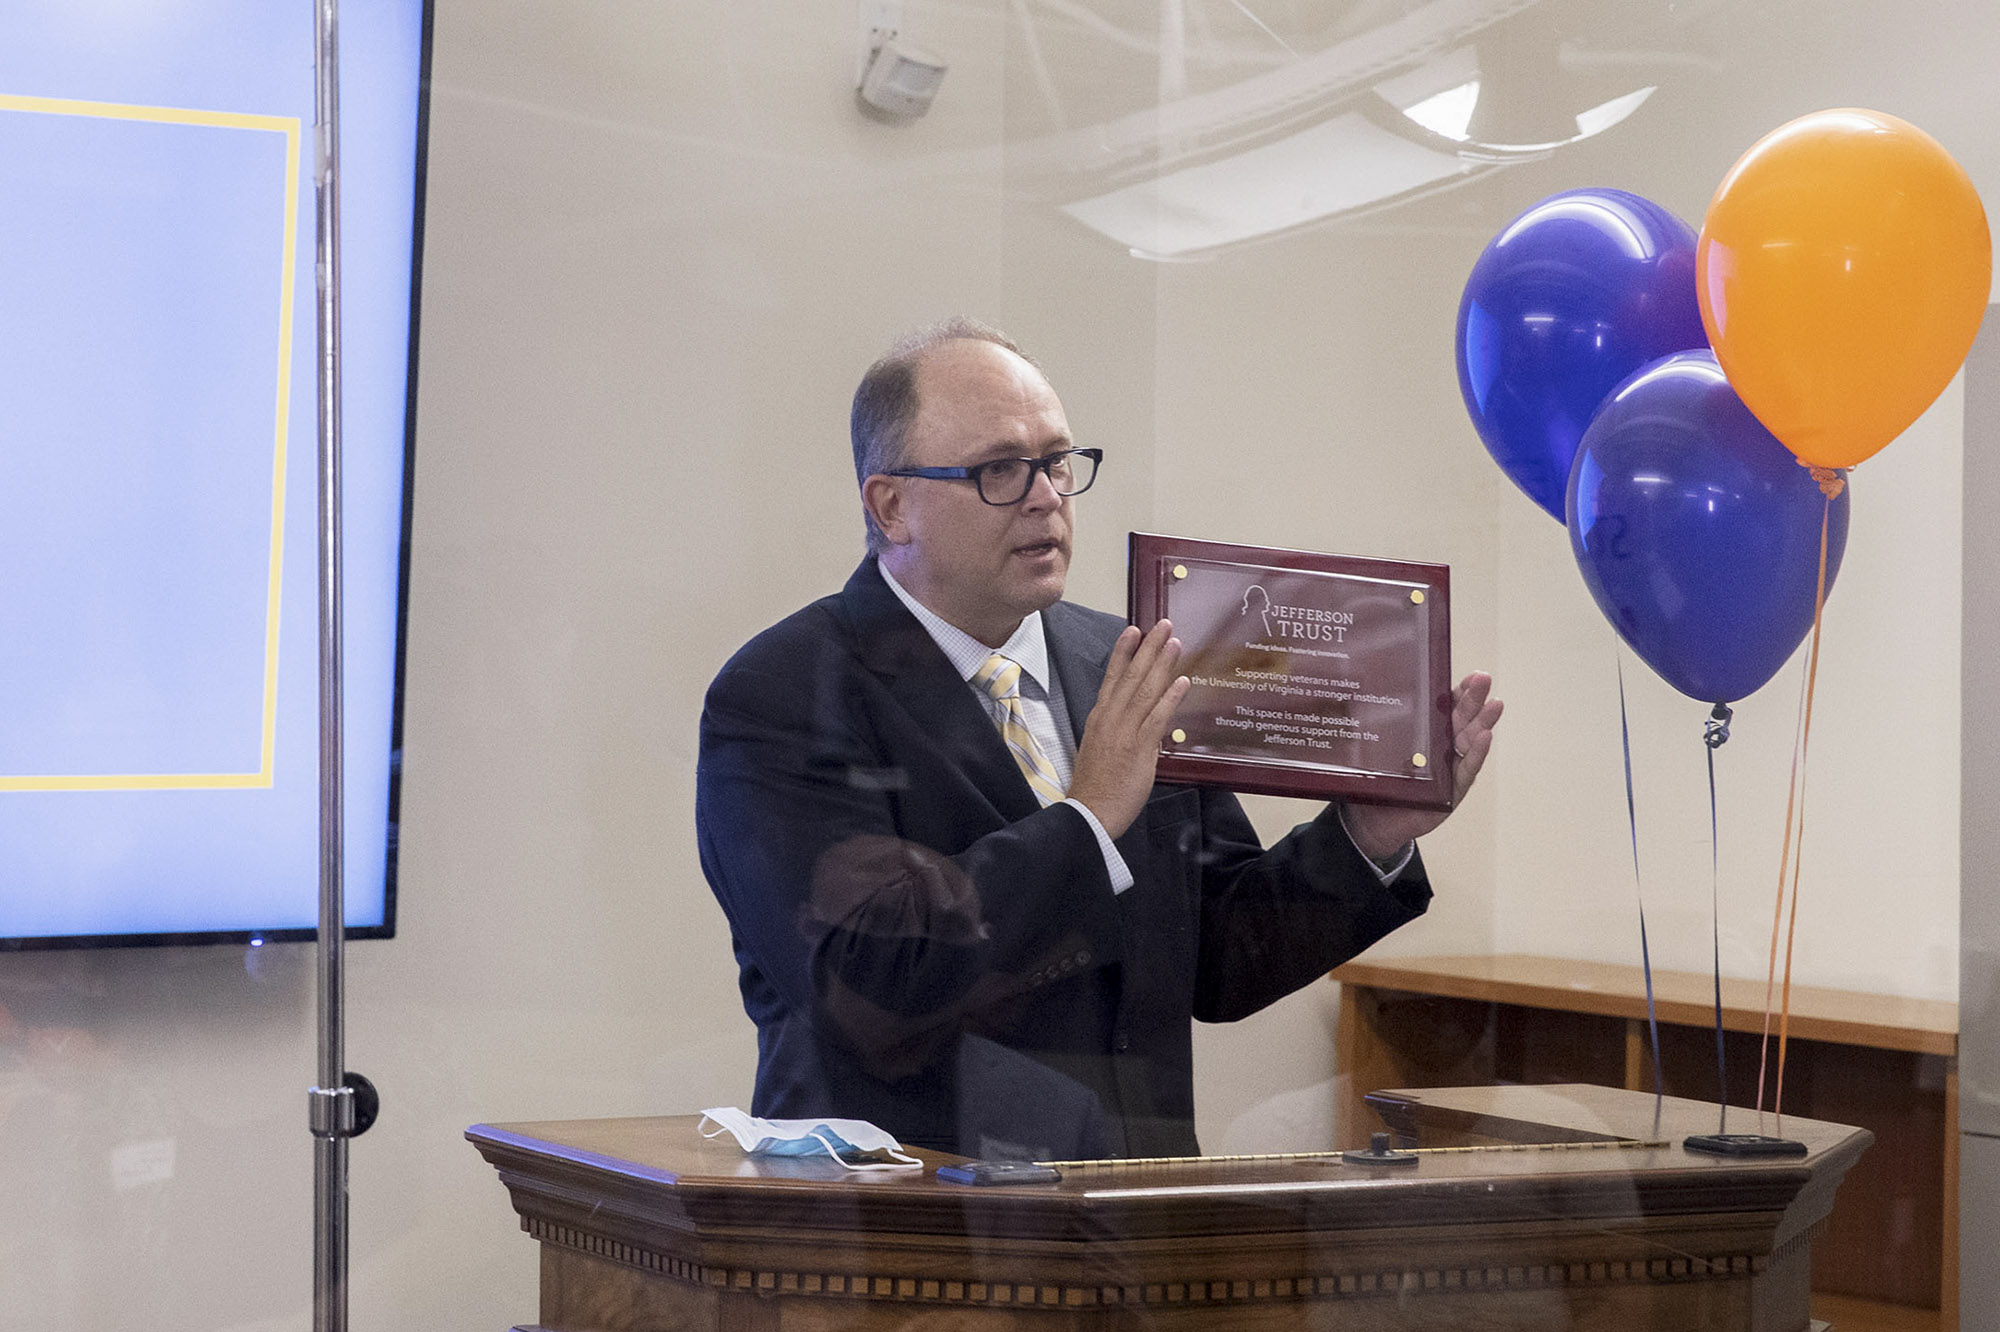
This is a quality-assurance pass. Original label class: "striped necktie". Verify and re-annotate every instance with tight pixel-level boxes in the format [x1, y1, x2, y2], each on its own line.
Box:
[973, 653, 1067, 806]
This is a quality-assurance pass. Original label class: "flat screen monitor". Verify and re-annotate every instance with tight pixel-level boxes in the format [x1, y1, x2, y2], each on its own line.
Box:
[0, 1, 430, 949]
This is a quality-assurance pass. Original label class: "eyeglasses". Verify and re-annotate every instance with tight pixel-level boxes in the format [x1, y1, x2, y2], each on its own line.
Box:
[883, 448, 1102, 506]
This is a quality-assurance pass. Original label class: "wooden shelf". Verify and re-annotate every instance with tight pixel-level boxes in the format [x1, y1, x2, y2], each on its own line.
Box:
[1331, 953, 1957, 1056]
[1332, 954, 1959, 1326]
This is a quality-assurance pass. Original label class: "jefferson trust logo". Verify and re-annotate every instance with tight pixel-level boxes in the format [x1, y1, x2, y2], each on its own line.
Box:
[1241, 585, 1352, 643]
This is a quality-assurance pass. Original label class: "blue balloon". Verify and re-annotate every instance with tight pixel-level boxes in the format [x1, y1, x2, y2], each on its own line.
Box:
[1458, 189, 1709, 521]
[1567, 351, 1849, 705]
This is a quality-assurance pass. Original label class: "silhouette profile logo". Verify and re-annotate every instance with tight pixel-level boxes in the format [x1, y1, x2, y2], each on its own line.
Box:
[1241, 586, 1274, 637]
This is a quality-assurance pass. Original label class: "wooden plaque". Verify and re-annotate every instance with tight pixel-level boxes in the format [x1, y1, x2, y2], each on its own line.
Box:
[1128, 532, 1453, 809]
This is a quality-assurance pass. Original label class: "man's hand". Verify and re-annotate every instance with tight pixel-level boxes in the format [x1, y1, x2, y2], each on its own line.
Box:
[1067, 620, 1190, 840]
[1342, 671, 1503, 862]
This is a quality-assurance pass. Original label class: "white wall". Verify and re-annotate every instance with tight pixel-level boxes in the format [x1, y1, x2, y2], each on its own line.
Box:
[2, 1, 1993, 1328]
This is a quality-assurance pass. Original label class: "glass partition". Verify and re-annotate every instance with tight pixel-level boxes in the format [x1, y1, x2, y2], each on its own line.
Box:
[1, 1, 1984, 1328]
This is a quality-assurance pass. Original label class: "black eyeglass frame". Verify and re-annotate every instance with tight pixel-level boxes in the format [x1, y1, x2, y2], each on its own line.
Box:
[881, 447, 1103, 506]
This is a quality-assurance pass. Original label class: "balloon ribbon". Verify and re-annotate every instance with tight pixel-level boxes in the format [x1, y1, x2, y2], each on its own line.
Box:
[1616, 654, 1664, 1100]
[1704, 702, 1732, 1132]
[1756, 473, 1842, 1118]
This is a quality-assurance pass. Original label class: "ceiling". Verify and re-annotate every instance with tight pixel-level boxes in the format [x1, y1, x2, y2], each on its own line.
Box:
[939, 0, 1998, 259]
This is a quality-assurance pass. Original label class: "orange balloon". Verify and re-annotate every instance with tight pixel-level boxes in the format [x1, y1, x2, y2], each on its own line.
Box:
[1697, 109, 1991, 469]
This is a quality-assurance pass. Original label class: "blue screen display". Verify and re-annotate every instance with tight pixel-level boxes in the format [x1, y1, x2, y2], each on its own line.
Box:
[0, 1, 426, 945]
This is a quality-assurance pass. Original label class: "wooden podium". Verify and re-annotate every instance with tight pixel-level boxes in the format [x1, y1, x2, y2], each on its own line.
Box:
[468, 1084, 1868, 1331]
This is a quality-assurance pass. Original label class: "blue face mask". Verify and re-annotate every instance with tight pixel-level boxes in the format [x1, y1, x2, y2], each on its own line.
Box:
[699, 1107, 922, 1171]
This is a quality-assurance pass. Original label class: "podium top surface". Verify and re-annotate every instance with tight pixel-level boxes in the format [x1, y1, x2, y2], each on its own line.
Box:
[1331, 953, 1956, 1055]
[467, 1086, 1868, 1246]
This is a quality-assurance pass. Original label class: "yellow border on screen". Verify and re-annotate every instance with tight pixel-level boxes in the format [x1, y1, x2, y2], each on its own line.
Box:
[0, 93, 300, 792]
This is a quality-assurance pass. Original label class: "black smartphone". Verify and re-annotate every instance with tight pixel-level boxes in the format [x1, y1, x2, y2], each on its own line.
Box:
[935, 1160, 1063, 1185]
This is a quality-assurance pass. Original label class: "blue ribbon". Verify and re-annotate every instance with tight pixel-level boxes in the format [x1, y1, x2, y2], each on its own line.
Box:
[1616, 655, 1664, 1105]
[1705, 702, 1732, 1133]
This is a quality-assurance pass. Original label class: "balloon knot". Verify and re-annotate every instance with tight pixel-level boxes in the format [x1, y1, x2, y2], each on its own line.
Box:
[1704, 702, 1734, 750]
[1796, 458, 1846, 499]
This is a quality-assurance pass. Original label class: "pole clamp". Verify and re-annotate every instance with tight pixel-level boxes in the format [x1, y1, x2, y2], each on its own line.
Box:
[308, 1072, 380, 1138]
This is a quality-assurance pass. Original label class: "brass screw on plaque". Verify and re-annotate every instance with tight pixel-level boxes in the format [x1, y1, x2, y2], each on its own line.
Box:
[1172, 564, 1188, 580]
[1412, 753, 1427, 768]
[1170, 729, 1187, 744]
[1410, 589, 1425, 605]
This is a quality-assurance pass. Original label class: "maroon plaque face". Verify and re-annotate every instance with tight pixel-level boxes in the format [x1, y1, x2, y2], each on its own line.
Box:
[1128, 533, 1453, 809]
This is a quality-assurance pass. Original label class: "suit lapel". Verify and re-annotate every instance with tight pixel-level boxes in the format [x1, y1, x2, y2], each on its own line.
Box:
[1044, 599, 1116, 745]
[839, 559, 1043, 822]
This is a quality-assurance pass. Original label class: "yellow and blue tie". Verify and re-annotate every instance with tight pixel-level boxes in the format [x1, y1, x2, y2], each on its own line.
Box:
[973, 653, 1066, 806]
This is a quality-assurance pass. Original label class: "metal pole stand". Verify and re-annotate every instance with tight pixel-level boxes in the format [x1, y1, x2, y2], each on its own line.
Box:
[309, 2, 379, 1330]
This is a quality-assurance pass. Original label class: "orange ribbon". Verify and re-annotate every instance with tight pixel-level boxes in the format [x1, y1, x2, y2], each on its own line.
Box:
[1756, 493, 1835, 1120]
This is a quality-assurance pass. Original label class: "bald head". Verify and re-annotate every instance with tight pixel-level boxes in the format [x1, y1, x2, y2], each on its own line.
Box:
[857, 331, 1077, 645]
[850, 317, 1039, 552]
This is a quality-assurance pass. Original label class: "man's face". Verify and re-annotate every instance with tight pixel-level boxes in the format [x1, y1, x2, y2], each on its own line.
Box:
[867, 339, 1076, 646]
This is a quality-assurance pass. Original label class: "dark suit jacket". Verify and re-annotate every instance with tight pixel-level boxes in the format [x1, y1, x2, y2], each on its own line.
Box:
[696, 557, 1431, 1159]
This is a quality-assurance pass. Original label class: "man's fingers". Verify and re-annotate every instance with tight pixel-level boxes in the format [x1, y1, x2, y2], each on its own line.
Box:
[1451, 697, 1502, 797]
[1454, 697, 1503, 754]
[1143, 674, 1193, 736]
[1132, 638, 1185, 734]
[1136, 628, 1183, 697]
[1108, 620, 1177, 711]
[1074, 623, 1187, 839]
[1450, 672, 1493, 733]
[1130, 618, 1176, 677]
[1447, 675, 1500, 756]
[1100, 624, 1142, 697]
[1093, 619, 1186, 747]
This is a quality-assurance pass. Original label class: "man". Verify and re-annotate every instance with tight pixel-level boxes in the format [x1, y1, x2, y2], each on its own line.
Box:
[697, 318, 1501, 1160]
